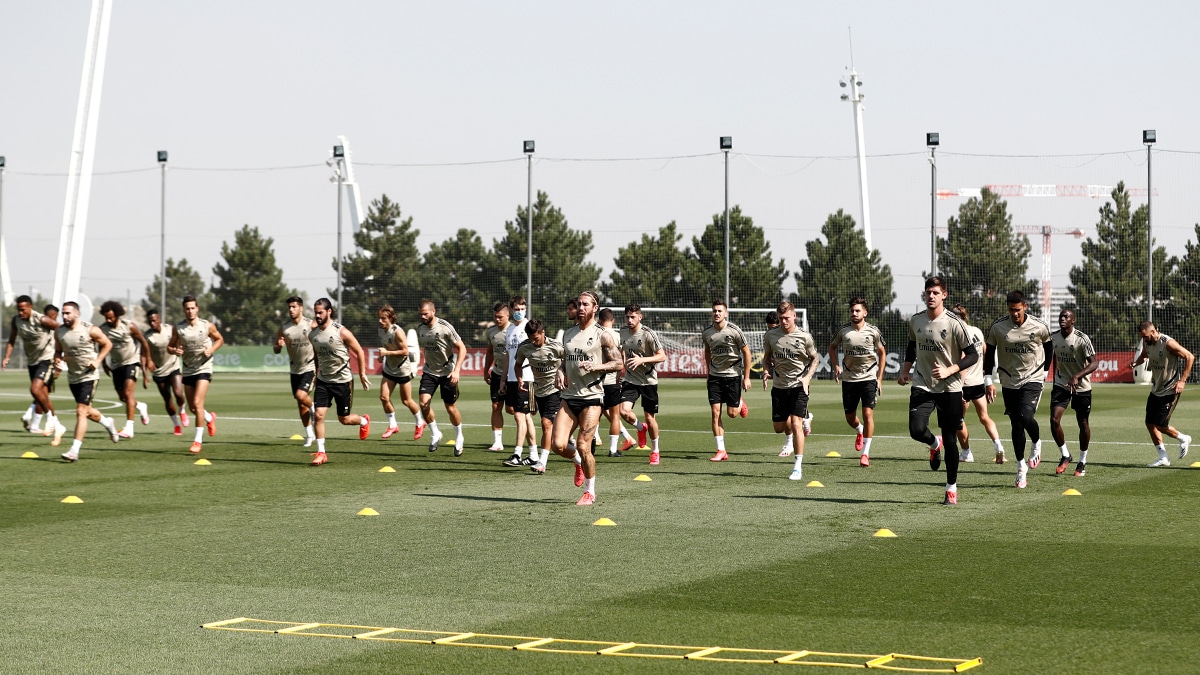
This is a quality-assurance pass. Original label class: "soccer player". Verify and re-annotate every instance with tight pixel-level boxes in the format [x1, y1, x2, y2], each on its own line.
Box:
[897, 276, 978, 505]
[376, 304, 422, 440]
[3, 294, 66, 443]
[417, 300, 468, 455]
[949, 304, 1005, 465]
[763, 301, 818, 481]
[54, 301, 121, 461]
[502, 295, 539, 466]
[168, 295, 223, 454]
[983, 290, 1052, 489]
[1130, 320, 1193, 467]
[598, 307, 635, 458]
[483, 302, 510, 452]
[761, 310, 779, 392]
[145, 309, 188, 435]
[1048, 309, 1098, 476]
[619, 304, 666, 465]
[514, 318, 566, 474]
[98, 301, 152, 438]
[273, 296, 316, 446]
[306, 298, 371, 465]
[828, 296, 886, 467]
[548, 291, 622, 505]
[702, 300, 751, 461]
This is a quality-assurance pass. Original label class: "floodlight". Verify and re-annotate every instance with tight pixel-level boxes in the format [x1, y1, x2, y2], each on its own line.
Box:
[927, 132, 940, 147]
[719, 136, 732, 150]
[523, 140, 535, 153]
[839, 80, 847, 88]
[840, 94, 849, 101]
[1143, 129, 1156, 144]
[0, 156, 5, 168]
[332, 145, 344, 158]
[157, 150, 168, 163]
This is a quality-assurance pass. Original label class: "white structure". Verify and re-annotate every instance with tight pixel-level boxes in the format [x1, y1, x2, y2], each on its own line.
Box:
[52, 0, 113, 310]
[840, 67, 872, 250]
[336, 135, 365, 234]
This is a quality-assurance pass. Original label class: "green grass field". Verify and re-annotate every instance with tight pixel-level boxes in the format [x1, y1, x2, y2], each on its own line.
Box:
[3, 373, 1198, 674]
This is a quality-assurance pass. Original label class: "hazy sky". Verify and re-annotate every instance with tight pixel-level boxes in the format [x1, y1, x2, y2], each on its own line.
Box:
[3, 0, 1199, 316]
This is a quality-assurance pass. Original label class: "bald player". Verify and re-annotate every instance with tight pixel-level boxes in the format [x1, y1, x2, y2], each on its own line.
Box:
[417, 300, 468, 455]
[1131, 320, 1193, 467]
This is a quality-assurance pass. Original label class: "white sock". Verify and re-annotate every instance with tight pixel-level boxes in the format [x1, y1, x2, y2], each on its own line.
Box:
[540, 448, 551, 464]
[585, 477, 595, 494]
[1080, 450, 1088, 463]
[306, 424, 315, 439]
[515, 445, 524, 458]
[317, 438, 326, 453]
[455, 425, 463, 443]
[1018, 459, 1028, 470]
[493, 429, 502, 444]
[994, 439, 1004, 452]
[414, 413, 423, 425]
[716, 435, 725, 451]
[855, 423, 864, 434]
[793, 455, 803, 471]
[123, 420, 134, 433]
[204, 411, 213, 423]
[71, 439, 83, 453]
[620, 426, 633, 441]
[784, 433, 794, 449]
[430, 421, 440, 436]
[947, 483, 957, 493]
[652, 437, 659, 451]
[24, 403, 36, 419]
[1155, 443, 1167, 456]
[194, 425, 204, 443]
[32, 413, 44, 429]
[1033, 440, 1042, 455]
[387, 412, 397, 427]
[573, 451, 582, 466]
[1059, 444, 1070, 458]
[359, 417, 368, 427]
[609, 435, 618, 452]
[170, 414, 181, 427]
[47, 414, 59, 427]
[863, 437, 873, 454]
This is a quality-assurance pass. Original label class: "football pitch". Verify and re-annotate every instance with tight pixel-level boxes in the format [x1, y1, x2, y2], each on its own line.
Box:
[3, 373, 1198, 673]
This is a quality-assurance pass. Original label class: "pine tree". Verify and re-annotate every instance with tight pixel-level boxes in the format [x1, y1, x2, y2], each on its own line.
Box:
[686, 205, 787, 310]
[1164, 224, 1200, 345]
[211, 225, 295, 345]
[141, 258, 213, 323]
[335, 194, 424, 338]
[422, 228, 498, 343]
[601, 221, 692, 309]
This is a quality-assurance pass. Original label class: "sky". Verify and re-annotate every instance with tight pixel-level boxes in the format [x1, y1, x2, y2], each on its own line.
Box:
[3, 0, 1200, 317]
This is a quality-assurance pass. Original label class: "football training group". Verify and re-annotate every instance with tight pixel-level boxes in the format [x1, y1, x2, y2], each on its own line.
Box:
[5, 274, 1193, 507]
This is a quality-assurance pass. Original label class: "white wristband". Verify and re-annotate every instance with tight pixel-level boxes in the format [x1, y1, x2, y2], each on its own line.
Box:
[984, 375, 993, 386]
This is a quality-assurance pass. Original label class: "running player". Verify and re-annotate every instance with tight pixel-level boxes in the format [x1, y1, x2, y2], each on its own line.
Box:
[307, 298, 371, 465]
[548, 291, 622, 505]
[763, 301, 818, 481]
[702, 300, 751, 462]
[3, 294, 66, 443]
[274, 296, 316, 446]
[145, 309, 188, 435]
[1131, 320, 1193, 467]
[761, 310, 779, 392]
[897, 276, 979, 505]
[1048, 308, 1098, 476]
[483, 302, 510, 452]
[417, 300, 467, 455]
[377, 304, 422, 440]
[54, 301, 121, 461]
[514, 318, 566, 474]
[168, 295, 223, 454]
[983, 290, 1052, 489]
[598, 307, 635, 458]
[949, 304, 1005, 465]
[619, 304, 666, 465]
[502, 295, 539, 466]
[98, 301, 151, 438]
[828, 296, 886, 467]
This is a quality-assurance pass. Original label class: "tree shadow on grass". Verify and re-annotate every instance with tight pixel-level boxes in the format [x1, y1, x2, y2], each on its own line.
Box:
[733, 493, 915, 505]
[413, 493, 560, 505]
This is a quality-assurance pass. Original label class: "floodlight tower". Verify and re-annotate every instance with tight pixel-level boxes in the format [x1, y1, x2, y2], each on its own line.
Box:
[1144, 129, 1156, 322]
[336, 135, 365, 236]
[840, 63, 873, 250]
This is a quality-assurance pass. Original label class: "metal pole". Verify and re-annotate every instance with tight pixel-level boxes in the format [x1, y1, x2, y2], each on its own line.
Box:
[724, 149, 730, 307]
[527, 153, 533, 311]
[336, 159, 344, 324]
[1147, 143, 1153, 323]
[930, 146, 938, 275]
[160, 158, 166, 321]
[0, 160, 5, 341]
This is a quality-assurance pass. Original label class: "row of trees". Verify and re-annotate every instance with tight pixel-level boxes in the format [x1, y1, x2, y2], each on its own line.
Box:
[102, 183, 1194, 352]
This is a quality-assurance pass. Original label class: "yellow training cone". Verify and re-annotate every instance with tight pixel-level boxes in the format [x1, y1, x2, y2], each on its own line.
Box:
[1191, 461, 1200, 468]
[378, 466, 396, 473]
[806, 480, 824, 488]
[633, 474, 652, 482]
[636, 445, 651, 450]
[193, 458, 212, 466]
[357, 508, 379, 516]
[592, 518, 616, 526]
[61, 496, 84, 504]
[825, 451, 841, 458]
[21, 451, 39, 458]
[1062, 488, 1082, 496]
[873, 528, 897, 538]
[290, 434, 304, 440]
[443, 437, 457, 445]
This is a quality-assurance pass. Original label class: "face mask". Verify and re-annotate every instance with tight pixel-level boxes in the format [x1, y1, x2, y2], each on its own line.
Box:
[512, 310, 525, 322]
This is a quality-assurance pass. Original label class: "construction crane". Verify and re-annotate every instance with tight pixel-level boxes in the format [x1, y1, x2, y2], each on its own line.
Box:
[1014, 225, 1086, 320]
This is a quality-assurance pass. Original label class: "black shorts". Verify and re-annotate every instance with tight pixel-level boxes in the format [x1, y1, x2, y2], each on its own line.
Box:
[420, 372, 459, 405]
[1001, 382, 1043, 419]
[488, 372, 503, 403]
[909, 388, 965, 433]
[153, 369, 181, 385]
[1146, 392, 1180, 428]
[706, 375, 742, 407]
[182, 373, 212, 387]
[620, 382, 659, 414]
[1050, 386, 1092, 415]
[111, 363, 140, 390]
[962, 384, 986, 402]
[28, 360, 55, 385]
[564, 397, 602, 417]
[382, 371, 413, 386]
[69, 380, 97, 405]
[505, 381, 531, 413]
[841, 380, 879, 413]
[314, 378, 353, 417]
[290, 371, 316, 394]
[772, 386, 810, 423]
[535, 392, 562, 421]
[603, 384, 622, 409]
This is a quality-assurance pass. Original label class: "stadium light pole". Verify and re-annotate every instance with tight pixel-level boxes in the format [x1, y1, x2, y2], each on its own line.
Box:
[927, 133, 939, 275]
[157, 151, 167, 321]
[333, 144, 345, 324]
[1144, 129, 1155, 323]
[720, 136, 732, 307]
[524, 140, 534, 313]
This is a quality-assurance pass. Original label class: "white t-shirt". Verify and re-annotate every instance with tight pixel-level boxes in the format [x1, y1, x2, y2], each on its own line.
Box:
[506, 319, 534, 382]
